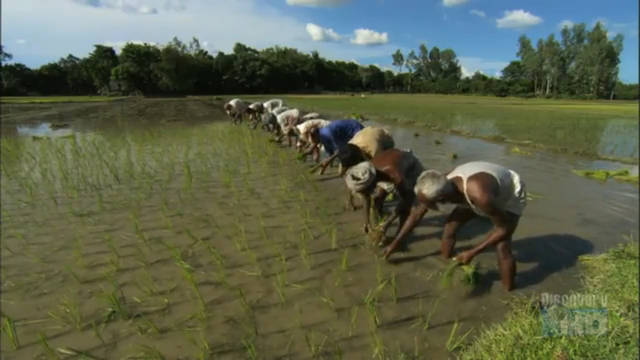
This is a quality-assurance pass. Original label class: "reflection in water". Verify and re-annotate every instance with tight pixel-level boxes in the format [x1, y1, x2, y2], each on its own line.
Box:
[16, 123, 74, 138]
[597, 120, 640, 159]
[450, 113, 499, 137]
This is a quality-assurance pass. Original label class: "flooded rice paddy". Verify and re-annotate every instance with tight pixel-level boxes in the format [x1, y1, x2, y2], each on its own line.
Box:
[1, 98, 638, 359]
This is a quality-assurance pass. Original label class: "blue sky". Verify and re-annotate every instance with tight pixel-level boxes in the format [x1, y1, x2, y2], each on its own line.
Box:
[2, 0, 638, 82]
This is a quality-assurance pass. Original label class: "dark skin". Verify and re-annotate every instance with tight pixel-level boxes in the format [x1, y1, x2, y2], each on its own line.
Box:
[302, 129, 324, 163]
[246, 107, 263, 129]
[382, 172, 520, 291]
[354, 149, 418, 237]
[225, 104, 249, 125]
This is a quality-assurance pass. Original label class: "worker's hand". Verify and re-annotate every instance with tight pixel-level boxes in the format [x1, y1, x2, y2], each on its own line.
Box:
[381, 244, 395, 260]
[453, 250, 473, 265]
[319, 160, 329, 175]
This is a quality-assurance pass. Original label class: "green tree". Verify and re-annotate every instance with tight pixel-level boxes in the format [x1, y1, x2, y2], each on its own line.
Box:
[111, 43, 161, 94]
[86, 45, 119, 92]
[1, 45, 12, 62]
[58, 55, 95, 94]
[392, 49, 404, 73]
[517, 35, 539, 95]
[1, 63, 35, 95]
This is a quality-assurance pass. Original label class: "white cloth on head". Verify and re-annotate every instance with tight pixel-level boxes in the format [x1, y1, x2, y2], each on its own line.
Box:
[226, 98, 248, 117]
[263, 99, 284, 113]
[277, 109, 301, 133]
[272, 106, 289, 116]
[301, 112, 321, 121]
[344, 161, 376, 192]
[296, 119, 331, 144]
[249, 102, 263, 112]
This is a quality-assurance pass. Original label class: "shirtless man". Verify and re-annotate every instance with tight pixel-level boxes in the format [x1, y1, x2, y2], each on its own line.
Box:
[381, 161, 527, 291]
[224, 98, 250, 124]
[343, 149, 423, 235]
[316, 126, 395, 176]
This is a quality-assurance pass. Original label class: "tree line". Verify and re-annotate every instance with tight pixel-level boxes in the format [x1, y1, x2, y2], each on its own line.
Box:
[0, 21, 636, 99]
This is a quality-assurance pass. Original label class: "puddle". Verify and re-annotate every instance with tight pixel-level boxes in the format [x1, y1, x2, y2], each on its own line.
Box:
[16, 122, 74, 138]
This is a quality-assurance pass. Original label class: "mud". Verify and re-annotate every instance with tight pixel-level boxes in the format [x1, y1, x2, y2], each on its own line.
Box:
[1, 98, 637, 359]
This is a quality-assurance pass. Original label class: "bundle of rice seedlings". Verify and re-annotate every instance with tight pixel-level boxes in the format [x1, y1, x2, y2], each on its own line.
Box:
[368, 229, 386, 247]
[440, 260, 478, 288]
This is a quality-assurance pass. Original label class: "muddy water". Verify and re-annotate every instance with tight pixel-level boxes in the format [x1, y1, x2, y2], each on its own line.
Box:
[1, 99, 638, 359]
[374, 121, 638, 290]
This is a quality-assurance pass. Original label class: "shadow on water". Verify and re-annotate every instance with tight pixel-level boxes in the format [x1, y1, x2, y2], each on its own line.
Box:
[469, 234, 594, 296]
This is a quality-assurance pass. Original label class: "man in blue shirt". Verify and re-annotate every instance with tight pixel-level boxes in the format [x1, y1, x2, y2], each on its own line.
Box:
[304, 119, 364, 162]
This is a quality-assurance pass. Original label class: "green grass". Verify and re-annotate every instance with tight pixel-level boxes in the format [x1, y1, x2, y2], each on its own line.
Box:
[236, 94, 640, 163]
[573, 168, 639, 185]
[459, 240, 639, 360]
[0, 96, 127, 103]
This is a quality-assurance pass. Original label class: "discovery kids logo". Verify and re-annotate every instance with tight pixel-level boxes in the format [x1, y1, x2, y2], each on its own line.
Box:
[540, 293, 608, 337]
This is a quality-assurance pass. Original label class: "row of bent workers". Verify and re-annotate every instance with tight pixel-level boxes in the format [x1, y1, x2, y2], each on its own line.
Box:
[224, 97, 527, 291]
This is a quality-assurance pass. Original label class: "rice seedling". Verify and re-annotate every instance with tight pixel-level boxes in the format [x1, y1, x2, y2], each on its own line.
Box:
[236, 288, 252, 315]
[363, 285, 385, 327]
[411, 297, 441, 331]
[135, 316, 161, 336]
[246, 247, 264, 277]
[242, 335, 258, 360]
[299, 246, 312, 270]
[273, 272, 287, 305]
[305, 330, 328, 359]
[330, 225, 338, 250]
[174, 254, 207, 318]
[91, 320, 106, 344]
[183, 161, 193, 192]
[103, 281, 131, 322]
[348, 306, 360, 337]
[47, 296, 83, 330]
[369, 328, 386, 360]
[38, 333, 61, 360]
[132, 344, 166, 360]
[1, 315, 19, 350]
[319, 288, 336, 313]
[340, 249, 349, 272]
[446, 320, 473, 353]
[130, 212, 149, 246]
[441, 261, 479, 288]
[64, 264, 83, 284]
[233, 221, 249, 252]
[390, 271, 398, 304]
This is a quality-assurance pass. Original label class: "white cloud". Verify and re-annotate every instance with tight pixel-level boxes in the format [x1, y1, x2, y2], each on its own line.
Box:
[442, 0, 469, 7]
[351, 28, 389, 45]
[610, 22, 638, 38]
[4, 0, 398, 69]
[286, 0, 349, 7]
[496, 9, 542, 29]
[71, 0, 189, 14]
[470, 9, 485, 18]
[306, 23, 341, 42]
[459, 57, 508, 78]
[558, 19, 574, 29]
[16, 39, 27, 45]
[460, 65, 473, 78]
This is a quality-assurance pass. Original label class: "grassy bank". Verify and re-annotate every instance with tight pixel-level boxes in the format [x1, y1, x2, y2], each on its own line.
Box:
[459, 240, 639, 359]
[0, 96, 127, 103]
[238, 94, 639, 163]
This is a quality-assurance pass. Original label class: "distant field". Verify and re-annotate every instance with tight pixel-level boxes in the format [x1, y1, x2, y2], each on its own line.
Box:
[0, 96, 127, 103]
[234, 94, 638, 162]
